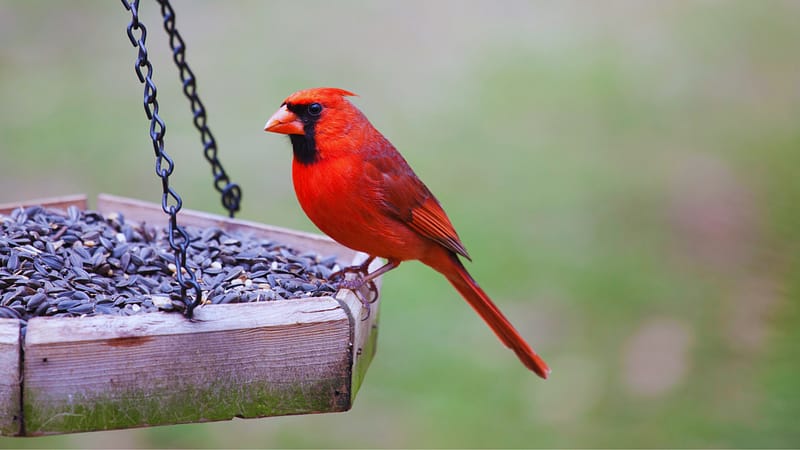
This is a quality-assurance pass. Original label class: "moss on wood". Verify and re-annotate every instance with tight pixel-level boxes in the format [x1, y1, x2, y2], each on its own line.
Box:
[24, 376, 350, 435]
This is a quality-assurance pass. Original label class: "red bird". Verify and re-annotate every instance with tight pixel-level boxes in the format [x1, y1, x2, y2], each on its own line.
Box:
[264, 87, 550, 378]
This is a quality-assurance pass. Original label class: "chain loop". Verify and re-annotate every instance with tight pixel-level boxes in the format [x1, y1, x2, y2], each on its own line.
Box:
[157, 0, 242, 218]
[121, 0, 202, 317]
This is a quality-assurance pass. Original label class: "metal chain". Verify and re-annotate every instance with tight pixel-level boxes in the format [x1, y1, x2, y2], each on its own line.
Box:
[121, 0, 202, 317]
[157, 0, 242, 218]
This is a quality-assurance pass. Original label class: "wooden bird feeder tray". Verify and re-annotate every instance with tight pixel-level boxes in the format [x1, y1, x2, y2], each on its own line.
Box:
[0, 194, 381, 436]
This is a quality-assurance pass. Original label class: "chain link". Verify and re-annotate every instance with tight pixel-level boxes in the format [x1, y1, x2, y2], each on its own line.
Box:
[121, 0, 202, 317]
[157, 0, 242, 218]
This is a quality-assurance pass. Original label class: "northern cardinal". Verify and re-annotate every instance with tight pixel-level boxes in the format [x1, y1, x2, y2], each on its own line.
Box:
[264, 87, 550, 378]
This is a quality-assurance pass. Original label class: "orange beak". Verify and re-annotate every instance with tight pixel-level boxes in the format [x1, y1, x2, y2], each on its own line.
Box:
[264, 105, 305, 135]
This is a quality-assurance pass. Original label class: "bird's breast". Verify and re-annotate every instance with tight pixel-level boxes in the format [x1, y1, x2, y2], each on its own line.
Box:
[291, 156, 425, 260]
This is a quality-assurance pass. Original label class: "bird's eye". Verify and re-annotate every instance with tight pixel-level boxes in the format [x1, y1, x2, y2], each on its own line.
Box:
[308, 103, 323, 116]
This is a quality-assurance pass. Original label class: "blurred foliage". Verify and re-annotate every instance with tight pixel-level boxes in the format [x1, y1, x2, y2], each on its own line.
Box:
[1, 0, 799, 447]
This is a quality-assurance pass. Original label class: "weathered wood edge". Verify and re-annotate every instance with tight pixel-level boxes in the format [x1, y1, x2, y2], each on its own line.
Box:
[0, 194, 87, 215]
[25, 297, 348, 345]
[0, 319, 21, 435]
[2, 194, 382, 435]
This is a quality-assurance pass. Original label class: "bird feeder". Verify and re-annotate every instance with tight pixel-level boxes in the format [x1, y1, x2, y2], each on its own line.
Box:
[0, 0, 381, 437]
[0, 195, 380, 436]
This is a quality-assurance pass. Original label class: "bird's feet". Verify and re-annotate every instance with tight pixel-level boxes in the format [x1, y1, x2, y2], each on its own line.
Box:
[335, 273, 380, 321]
[330, 257, 400, 320]
[330, 256, 392, 321]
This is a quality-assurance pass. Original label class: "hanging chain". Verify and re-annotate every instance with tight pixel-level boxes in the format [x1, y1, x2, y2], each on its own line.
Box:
[121, 0, 202, 317]
[157, 0, 242, 218]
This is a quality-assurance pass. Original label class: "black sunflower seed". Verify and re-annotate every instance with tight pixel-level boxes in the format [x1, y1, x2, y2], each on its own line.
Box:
[1, 204, 344, 333]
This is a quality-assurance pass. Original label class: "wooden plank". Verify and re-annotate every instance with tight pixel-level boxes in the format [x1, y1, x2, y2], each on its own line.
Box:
[23, 299, 353, 435]
[0, 194, 87, 215]
[0, 319, 21, 436]
[96, 193, 351, 261]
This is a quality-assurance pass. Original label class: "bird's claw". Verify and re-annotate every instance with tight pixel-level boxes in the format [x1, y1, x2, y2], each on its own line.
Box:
[330, 256, 391, 320]
[336, 277, 379, 321]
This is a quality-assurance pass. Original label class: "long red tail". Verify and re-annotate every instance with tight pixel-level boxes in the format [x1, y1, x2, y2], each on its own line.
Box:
[424, 249, 550, 378]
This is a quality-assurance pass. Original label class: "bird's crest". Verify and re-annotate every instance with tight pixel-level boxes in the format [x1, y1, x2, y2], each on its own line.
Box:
[284, 87, 357, 105]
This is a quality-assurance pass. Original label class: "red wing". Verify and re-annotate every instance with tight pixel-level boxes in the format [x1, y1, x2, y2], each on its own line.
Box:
[410, 197, 471, 260]
[364, 151, 471, 260]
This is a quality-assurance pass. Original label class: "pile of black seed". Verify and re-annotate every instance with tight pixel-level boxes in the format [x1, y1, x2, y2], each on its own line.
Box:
[0, 205, 340, 325]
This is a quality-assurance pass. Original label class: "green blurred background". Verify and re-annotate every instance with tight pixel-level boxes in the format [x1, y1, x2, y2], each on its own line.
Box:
[1, 0, 799, 447]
